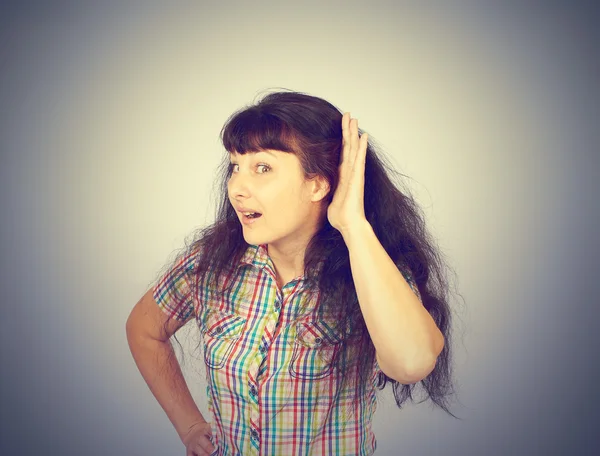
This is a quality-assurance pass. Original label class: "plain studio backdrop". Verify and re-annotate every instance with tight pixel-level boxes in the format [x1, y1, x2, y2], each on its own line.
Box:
[1, 1, 598, 455]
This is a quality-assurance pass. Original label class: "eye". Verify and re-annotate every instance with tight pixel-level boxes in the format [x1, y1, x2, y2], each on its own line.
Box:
[228, 163, 272, 174]
[257, 164, 271, 174]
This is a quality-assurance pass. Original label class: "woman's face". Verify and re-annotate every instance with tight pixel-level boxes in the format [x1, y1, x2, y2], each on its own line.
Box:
[227, 149, 326, 248]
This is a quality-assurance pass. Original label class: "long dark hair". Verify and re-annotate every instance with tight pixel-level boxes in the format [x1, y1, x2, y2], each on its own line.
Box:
[157, 89, 460, 420]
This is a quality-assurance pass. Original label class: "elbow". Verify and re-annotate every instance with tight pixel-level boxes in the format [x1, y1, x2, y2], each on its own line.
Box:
[433, 331, 445, 357]
[125, 313, 136, 337]
[388, 354, 439, 384]
[379, 332, 444, 384]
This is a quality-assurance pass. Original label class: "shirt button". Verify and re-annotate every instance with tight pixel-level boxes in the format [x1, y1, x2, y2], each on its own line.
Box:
[274, 301, 281, 309]
[315, 337, 322, 344]
[251, 429, 259, 440]
[259, 345, 265, 353]
[250, 386, 257, 396]
[215, 326, 223, 334]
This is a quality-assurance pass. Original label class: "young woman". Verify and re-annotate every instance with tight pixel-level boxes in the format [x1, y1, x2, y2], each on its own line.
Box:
[126, 90, 457, 456]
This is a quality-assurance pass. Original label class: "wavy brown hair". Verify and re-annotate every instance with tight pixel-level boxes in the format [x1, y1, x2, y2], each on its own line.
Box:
[156, 89, 461, 422]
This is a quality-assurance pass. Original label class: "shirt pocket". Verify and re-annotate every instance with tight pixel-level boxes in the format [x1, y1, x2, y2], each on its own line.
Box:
[202, 309, 246, 369]
[289, 319, 348, 380]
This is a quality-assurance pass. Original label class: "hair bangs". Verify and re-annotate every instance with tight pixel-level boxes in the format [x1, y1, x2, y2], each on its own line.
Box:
[221, 108, 299, 155]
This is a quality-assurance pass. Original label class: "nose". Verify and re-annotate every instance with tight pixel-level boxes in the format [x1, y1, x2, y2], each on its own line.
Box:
[228, 170, 252, 200]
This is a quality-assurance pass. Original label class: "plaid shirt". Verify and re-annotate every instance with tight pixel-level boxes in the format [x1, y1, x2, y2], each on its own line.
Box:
[153, 243, 421, 455]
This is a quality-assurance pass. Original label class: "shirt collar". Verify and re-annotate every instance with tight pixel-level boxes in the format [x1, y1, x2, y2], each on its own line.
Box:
[238, 243, 325, 282]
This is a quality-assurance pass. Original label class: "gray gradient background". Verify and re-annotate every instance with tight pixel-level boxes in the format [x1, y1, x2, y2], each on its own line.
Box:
[1, 1, 598, 455]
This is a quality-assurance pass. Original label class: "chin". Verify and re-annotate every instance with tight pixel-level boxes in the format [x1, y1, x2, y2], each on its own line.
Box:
[242, 230, 262, 241]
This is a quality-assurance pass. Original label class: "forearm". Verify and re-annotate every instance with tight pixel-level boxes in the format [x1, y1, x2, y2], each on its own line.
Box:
[342, 220, 444, 382]
[126, 329, 207, 441]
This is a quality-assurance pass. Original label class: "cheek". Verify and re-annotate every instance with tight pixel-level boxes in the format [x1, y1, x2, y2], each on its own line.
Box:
[281, 202, 310, 223]
[264, 182, 305, 216]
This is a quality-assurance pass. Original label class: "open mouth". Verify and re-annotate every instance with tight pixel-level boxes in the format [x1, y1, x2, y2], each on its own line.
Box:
[243, 212, 262, 220]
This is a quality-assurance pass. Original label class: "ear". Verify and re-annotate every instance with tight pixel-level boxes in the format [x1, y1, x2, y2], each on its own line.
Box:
[310, 175, 330, 203]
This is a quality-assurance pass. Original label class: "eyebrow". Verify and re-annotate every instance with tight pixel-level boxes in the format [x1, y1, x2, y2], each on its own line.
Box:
[229, 150, 278, 159]
[259, 150, 277, 159]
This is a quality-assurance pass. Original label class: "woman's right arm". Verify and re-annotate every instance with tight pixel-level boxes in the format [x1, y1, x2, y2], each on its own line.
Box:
[125, 288, 209, 443]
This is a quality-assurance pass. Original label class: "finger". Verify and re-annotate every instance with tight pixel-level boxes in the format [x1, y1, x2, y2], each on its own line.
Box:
[356, 133, 368, 183]
[339, 113, 352, 192]
[194, 445, 210, 456]
[349, 118, 359, 164]
[198, 438, 216, 455]
[349, 130, 366, 175]
[341, 112, 351, 164]
[360, 132, 368, 159]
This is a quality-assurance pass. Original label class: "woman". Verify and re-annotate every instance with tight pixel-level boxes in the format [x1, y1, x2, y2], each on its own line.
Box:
[126, 90, 457, 456]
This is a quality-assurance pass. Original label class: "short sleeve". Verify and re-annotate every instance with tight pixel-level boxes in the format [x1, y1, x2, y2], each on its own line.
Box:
[152, 247, 201, 323]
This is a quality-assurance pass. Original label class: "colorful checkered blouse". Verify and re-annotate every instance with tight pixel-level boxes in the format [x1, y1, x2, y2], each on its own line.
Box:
[153, 243, 421, 455]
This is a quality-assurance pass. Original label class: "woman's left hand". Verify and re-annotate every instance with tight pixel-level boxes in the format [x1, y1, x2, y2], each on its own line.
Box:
[327, 112, 369, 235]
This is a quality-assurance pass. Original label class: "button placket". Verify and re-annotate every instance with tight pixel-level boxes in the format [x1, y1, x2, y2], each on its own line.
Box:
[247, 377, 260, 405]
[249, 424, 260, 452]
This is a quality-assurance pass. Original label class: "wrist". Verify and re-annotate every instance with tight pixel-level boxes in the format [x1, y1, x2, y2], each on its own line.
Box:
[341, 219, 373, 244]
[177, 416, 209, 441]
